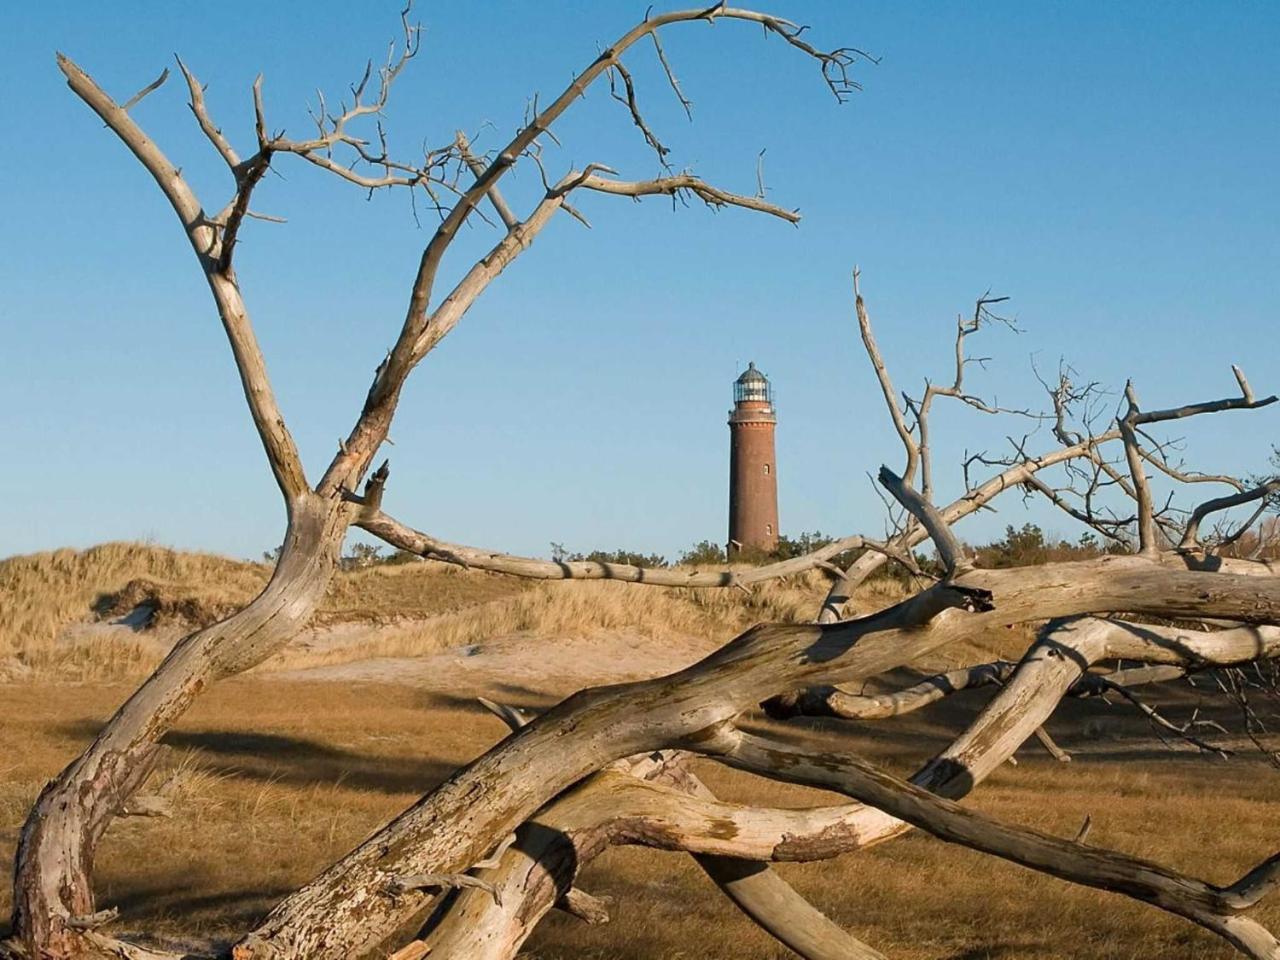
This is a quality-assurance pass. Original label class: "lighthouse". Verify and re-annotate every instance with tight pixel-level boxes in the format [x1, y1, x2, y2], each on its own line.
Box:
[728, 362, 779, 555]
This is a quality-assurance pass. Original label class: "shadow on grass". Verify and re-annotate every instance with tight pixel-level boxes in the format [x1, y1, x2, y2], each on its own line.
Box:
[109, 879, 294, 932]
[413, 682, 565, 715]
[163, 729, 460, 794]
[56, 720, 462, 795]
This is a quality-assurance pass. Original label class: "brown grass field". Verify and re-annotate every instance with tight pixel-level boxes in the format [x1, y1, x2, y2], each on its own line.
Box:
[1, 544, 1277, 958]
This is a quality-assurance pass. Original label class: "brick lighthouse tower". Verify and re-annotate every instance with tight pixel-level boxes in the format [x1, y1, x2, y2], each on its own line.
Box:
[728, 362, 779, 555]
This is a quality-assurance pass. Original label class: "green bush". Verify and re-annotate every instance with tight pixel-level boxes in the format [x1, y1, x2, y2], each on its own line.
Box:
[548, 522, 1122, 581]
[973, 523, 1108, 568]
[678, 540, 727, 566]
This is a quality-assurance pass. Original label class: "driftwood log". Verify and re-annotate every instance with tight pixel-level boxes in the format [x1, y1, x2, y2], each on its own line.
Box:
[8, 6, 1279, 960]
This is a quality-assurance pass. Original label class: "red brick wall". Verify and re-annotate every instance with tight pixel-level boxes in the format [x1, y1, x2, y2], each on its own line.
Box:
[728, 403, 779, 553]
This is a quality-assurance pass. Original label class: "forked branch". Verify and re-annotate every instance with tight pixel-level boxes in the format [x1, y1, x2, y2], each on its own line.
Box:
[1182, 480, 1280, 552]
[55, 54, 309, 502]
[318, 5, 861, 494]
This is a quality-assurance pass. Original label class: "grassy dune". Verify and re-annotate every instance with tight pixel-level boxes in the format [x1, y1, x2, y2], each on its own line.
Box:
[0, 543, 267, 675]
[0, 543, 529, 677]
[3, 542, 1003, 679]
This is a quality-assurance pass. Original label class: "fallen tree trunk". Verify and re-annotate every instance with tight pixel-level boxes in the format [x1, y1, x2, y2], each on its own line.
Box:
[234, 556, 1280, 959]
[418, 751, 888, 960]
[413, 614, 1280, 957]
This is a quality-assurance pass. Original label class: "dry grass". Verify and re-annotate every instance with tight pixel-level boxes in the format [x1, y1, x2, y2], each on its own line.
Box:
[0, 543, 269, 677]
[1, 543, 1277, 957]
[0, 678, 1274, 959]
[0, 543, 531, 679]
[269, 569, 875, 671]
[261, 569, 1033, 677]
[4, 543, 984, 680]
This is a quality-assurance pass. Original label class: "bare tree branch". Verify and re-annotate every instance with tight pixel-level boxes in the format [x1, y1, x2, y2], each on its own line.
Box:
[903, 292, 1029, 500]
[608, 59, 671, 164]
[853, 268, 918, 481]
[877, 466, 969, 575]
[455, 131, 518, 229]
[120, 67, 170, 113]
[698, 726, 1280, 960]
[818, 431, 1125, 622]
[55, 53, 309, 502]
[1132, 377, 1278, 426]
[1020, 474, 1135, 545]
[650, 30, 694, 119]
[318, 6, 860, 495]
[1182, 481, 1280, 552]
[357, 506, 868, 587]
[174, 57, 239, 168]
[570, 170, 800, 221]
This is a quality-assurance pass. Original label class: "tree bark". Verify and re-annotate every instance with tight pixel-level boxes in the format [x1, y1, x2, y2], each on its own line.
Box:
[419, 756, 886, 960]
[11, 494, 348, 958]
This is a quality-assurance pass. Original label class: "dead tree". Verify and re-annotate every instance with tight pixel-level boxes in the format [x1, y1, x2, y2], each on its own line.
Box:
[9, 6, 1280, 960]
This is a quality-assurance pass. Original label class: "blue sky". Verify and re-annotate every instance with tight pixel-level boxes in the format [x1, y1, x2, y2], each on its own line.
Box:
[2, 2, 1277, 561]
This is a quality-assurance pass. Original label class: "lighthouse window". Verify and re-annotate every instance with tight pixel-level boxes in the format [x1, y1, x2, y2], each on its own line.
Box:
[766, 524, 773, 536]
[763, 463, 770, 476]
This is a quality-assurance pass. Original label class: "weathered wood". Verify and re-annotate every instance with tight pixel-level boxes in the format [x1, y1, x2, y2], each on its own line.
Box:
[764, 661, 1018, 720]
[54, 54, 308, 502]
[693, 856, 886, 960]
[236, 558, 1280, 959]
[11, 494, 348, 958]
[359, 508, 869, 587]
[817, 434, 1121, 621]
[420, 754, 887, 959]
[877, 465, 970, 574]
[558, 888, 611, 925]
[702, 726, 1280, 960]
[418, 614, 1280, 957]
[464, 702, 879, 959]
[26, 8, 1280, 960]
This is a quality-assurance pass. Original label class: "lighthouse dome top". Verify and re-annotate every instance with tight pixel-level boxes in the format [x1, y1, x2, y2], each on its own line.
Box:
[733, 361, 773, 405]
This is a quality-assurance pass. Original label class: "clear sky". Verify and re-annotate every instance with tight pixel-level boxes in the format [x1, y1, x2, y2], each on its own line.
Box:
[2, 2, 1277, 562]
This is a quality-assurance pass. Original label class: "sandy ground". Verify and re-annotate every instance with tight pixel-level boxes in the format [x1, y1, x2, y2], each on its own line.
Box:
[54, 611, 722, 696]
[271, 628, 720, 694]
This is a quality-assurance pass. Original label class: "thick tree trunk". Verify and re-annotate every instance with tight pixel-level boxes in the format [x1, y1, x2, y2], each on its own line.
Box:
[410, 617, 1199, 958]
[11, 493, 348, 959]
